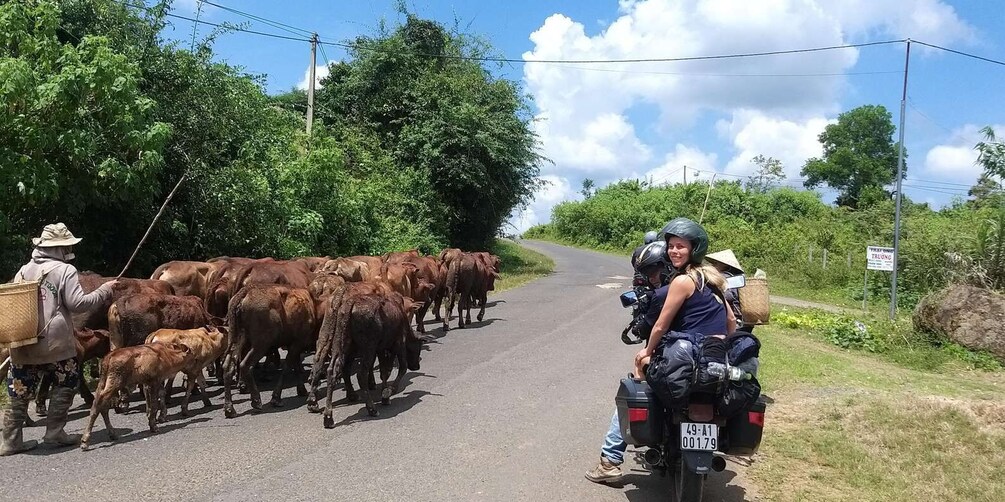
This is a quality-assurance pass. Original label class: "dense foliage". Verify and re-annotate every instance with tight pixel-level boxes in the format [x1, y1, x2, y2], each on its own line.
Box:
[0, 1, 541, 277]
[524, 177, 1003, 309]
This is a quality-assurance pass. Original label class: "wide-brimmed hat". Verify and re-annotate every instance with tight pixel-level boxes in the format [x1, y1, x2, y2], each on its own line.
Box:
[32, 223, 82, 248]
[705, 249, 743, 274]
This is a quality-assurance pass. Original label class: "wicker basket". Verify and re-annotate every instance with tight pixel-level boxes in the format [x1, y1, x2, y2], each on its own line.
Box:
[0, 281, 41, 349]
[739, 277, 771, 325]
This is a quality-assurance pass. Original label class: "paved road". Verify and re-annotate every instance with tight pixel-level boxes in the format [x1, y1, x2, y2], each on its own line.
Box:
[3, 241, 754, 502]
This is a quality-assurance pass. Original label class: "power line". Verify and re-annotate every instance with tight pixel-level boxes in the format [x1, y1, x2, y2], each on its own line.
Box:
[125, 2, 311, 42]
[558, 66, 903, 78]
[321, 38, 907, 65]
[197, 0, 314, 38]
[907, 97, 954, 134]
[913, 40, 1005, 67]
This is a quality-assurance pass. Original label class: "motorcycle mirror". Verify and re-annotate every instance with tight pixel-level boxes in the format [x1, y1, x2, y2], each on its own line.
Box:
[726, 274, 746, 289]
[619, 290, 639, 308]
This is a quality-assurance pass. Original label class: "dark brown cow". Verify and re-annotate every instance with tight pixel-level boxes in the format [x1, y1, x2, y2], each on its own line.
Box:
[229, 259, 312, 298]
[33, 328, 110, 416]
[204, 257, 262, 319]
[442, 254, 498, 330]
[223, 285, 318, 418]
[74, 273, 175, 330]
[322, 292, 423, 427]
[80, 342, 196, 450]
[149, 261, 217, 299]
[108, 293, 216, 413]
[305, 280, 398, 413]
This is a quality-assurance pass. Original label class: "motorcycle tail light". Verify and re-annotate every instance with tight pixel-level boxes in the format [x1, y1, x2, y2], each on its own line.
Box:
[748, 411, 764, 428]
[628, 408, 649, 422]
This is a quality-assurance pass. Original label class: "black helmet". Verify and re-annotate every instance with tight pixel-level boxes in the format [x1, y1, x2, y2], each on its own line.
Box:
[635, 241, 667, 272]
[643, 231, 659, 244]
[658, 217, 709, 265]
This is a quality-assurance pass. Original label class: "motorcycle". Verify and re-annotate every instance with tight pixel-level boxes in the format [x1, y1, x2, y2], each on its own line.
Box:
[616, 276, 765, 502]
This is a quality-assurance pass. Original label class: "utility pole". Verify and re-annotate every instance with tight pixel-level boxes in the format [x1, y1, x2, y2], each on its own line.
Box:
[683, 165, 687, 185]
[890, 39, 911, 320]
[306, 33, 318, 137]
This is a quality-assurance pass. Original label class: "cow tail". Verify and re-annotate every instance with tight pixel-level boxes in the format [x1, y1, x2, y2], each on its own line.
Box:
[328, 296, 353, 383]
[310, 285, 344, 385]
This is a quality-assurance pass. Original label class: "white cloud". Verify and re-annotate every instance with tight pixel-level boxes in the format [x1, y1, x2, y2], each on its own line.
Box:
[643, 145, 718, 185]
[172, 0, 217, 16]
[825, 0, 976, 46]
[297, 64, 330, 91]
[720, 110, 833, 179]
[511, 0, 978, 227]
[511, 175, 580, 233]
[922, 124, 1005, 180]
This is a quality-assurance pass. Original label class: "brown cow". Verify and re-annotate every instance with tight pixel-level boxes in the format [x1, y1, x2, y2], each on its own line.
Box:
[322, 292, 423, 426]
[346, 255, 385, 276]
[108, 293, 216, 413]
[149, 261, 217, 299]
[386, 249, 421, 263]
[305, 280, 399, 413]
[229, 259, 312, 298]
[204, 257, 263, 318]
[321, 258, 371, 282]
[442, 254, 498, 330]
[388, 255, 443, 332]
[74, 273, 175, 330]
[223, 285, 318, 418]
[295, 256, 331, 273]
[144, 327, 227, 418]
[33, 328, 111, 416]
[80, 342, 196, 450]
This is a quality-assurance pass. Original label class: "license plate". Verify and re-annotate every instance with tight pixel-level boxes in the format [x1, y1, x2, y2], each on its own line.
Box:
[680, 422, 718, 451]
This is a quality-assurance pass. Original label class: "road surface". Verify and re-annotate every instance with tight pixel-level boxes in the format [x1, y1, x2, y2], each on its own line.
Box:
[3, 241, 755, 502]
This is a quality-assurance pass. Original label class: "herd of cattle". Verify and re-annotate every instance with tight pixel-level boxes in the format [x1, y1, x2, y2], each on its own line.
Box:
[2, 248, 502, 449]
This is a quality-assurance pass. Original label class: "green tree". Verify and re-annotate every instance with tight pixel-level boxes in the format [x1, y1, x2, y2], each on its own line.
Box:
[745, 155, 785, 193]
[580, 178, 596, 199]
[975, 126, 1005, 180]
[801, 105, 905, 208]
[315, 14, 543, 249]
[969, 173, 1003, 208]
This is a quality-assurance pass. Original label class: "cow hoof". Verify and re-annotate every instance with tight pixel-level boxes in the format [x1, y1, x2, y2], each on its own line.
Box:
[82, 399, 93, 408]
[270, 399, 284, 408]
[381, 397, 390, 405]
[149, 426, 160, 434]
[108, 430, 119, 441]
[180, 409, 190, 418]
[35, 405, 47, 417]
[367, 407, 379, 417]
[250, 399, 262, 411]
[323, 414, 335, 429]
[224, 406, 237, 419]
[80, 442, 90, 451]
[156, 415, 166, 424]
[307, 401, 321, 414]
[477, 314, 484, 322]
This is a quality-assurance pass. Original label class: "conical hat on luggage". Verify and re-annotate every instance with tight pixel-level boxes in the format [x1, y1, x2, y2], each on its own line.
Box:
[705, 249, 743, 274]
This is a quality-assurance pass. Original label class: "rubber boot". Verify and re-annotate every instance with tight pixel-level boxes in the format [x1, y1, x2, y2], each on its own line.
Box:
[1, 397, 39, 456]
[42, 387, 80, 447]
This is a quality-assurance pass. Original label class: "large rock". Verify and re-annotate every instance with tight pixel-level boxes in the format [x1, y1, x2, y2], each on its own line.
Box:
[913, 284, 1005, 361]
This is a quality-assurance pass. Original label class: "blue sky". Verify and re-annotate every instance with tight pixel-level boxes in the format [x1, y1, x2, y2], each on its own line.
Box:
[159, 1, 1005, 232]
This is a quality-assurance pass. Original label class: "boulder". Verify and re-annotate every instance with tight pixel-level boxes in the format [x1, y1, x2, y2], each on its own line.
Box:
[913, 284, 1005, 361]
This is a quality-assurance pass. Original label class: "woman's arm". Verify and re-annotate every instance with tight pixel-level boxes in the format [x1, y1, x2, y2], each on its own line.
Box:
[639, 275, 694, 358]
[725, 301, 737, 336]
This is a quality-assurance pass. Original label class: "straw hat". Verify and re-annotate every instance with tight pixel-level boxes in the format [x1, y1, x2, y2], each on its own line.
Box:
[705, 249, 743, 274]
[32, 223, 82, 248]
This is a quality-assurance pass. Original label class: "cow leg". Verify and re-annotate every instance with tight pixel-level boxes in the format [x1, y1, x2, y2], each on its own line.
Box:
[457, 294, 467, 329]
[378, 351, 395, 405]
[223, 352, 238, 419]
[239, 347, 263, 411]
[343, 349, 358, 402]
[443, 293, 454, 331]
[271, 347, 303, 407]
[416, 301, 429, 334]
[465, 293, 473, 324]
[77, 361, 94, 407]
[392, 345, 408, 395]
[477, 292, 487, 322]
[35, 372, 52, 417]
[306, 331, 333, 413]
[293, 350, 309, 397]
[323, 346, 341, 429]
[197, 371, 212, 408]
[81, 377, 116, 450]
[432, 289, 444, 321]
[142, 384, 159, 433]
[156, 380, 169, 423]
[358, 350, 379, 417]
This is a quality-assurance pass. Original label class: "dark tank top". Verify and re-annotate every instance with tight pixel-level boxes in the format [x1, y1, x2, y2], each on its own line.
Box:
[669, 273, 728, 336]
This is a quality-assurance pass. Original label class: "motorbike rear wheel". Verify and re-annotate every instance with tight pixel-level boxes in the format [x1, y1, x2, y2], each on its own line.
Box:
[674, 457, 705, 502]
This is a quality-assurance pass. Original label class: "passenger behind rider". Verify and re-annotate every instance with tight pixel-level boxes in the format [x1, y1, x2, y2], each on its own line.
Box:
[586, 217, 736, 485]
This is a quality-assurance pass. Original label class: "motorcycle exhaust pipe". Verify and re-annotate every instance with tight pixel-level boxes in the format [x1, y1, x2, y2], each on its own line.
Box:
[712, 455, 727, 472]
[643, 448, 663, 466]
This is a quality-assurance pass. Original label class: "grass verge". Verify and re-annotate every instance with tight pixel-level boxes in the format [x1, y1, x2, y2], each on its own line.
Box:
[490, 239, 555, 292]
[750, 323, 1005, 501]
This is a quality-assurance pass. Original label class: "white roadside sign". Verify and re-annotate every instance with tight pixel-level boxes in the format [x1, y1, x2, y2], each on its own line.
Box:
[867, 246, 895, 271]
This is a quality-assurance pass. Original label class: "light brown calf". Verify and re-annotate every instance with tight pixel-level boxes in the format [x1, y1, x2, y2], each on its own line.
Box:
[80, 343, 195, 450]
[144, 327, 227, 419]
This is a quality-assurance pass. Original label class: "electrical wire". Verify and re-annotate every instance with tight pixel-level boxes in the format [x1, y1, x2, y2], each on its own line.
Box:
[913, 40, 1005, 67]
[198, 0, 315, 38]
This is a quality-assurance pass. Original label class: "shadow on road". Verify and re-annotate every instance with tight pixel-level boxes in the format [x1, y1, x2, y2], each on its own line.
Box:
[616, 466, 751, 502]
[332, 389, 442, 427]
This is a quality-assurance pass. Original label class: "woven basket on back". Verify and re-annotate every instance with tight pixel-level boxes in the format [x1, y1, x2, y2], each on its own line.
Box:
[739, 277, 771, 325]
[0, 281, 41, 349]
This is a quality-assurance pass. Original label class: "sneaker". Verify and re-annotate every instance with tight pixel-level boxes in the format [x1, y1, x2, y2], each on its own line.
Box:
[585, 457, 623, 484]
